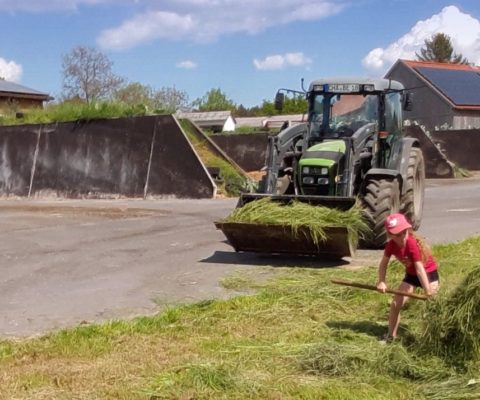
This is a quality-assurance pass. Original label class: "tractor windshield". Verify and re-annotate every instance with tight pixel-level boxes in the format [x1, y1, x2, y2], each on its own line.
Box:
[309, 93, 379, 137]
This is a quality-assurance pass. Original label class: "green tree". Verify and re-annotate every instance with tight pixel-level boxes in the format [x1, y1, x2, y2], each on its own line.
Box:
[193, 88, 236, 111]
[416, 33, 469, 64]
[234, 104, 249, 117]
[258, 99, 278, 116]
[62, 46, 124, 103]
[113, 82, 189, 113]
[113, 82, 152, 106]
[283, 95, 308, 114]
[151, 86, 189, 113]
[258, 94, 308, 116]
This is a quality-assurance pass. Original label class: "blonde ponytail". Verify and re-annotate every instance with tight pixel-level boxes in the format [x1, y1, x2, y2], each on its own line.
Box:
[410, 230, 432, 264]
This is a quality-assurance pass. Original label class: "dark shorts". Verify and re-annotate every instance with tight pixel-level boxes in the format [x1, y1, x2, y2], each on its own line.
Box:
[403, 270, 439, 288]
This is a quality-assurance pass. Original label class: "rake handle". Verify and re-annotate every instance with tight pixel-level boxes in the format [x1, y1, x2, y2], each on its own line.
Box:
[331, 279, 428, 300]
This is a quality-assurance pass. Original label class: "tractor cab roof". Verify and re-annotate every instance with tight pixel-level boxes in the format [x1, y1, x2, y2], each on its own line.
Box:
[308, 77, 404, 93]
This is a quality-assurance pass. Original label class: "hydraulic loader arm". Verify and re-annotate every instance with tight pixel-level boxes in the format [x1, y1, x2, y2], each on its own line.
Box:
[261, 123, 308, 194]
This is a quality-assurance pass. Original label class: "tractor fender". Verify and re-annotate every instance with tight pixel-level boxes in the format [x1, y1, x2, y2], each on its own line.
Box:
[387, 137, 420, 195]
[397, 138, 420, 185]
[364, 168, 403, 191]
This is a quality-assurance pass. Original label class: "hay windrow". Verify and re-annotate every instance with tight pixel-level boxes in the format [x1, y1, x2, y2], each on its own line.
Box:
[300, 341, 449, 381]
[222, 197, 368, 247]
[418, 266, 480, 368]
[421, 376, 480, 400]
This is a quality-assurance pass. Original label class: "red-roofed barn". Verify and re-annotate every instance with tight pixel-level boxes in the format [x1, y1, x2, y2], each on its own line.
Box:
[385, 60, 480, 131]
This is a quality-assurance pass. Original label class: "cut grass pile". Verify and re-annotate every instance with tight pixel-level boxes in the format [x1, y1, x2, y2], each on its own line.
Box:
[0, 237, 479, 399]
[222, 197, 369, 247]
[418, 266, 480, 369]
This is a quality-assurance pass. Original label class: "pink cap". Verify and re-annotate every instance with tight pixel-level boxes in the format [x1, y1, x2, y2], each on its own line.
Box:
[385, 213, 412, 235]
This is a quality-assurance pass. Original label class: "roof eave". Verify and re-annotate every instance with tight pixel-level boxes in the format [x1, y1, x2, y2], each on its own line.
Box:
[0, 91, 52, 101]
[453, 105, 480, 111]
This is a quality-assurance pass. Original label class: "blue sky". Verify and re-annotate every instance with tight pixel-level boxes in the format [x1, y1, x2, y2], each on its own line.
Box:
[0, 0, 479, 107]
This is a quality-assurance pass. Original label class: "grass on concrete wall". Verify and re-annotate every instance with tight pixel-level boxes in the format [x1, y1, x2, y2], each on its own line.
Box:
[0, 102, 152, 126]
[179, 119, 252, 197]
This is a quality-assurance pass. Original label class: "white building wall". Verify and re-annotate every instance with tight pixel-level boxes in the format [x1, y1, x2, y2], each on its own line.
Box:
[452, 115, 480, 130]
[222, 116, 236, 132]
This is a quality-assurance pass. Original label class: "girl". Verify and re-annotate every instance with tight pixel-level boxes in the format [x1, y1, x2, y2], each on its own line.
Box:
[376, 213, 439, 341]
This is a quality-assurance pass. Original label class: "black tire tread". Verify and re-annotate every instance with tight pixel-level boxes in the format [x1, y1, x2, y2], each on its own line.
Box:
[401, 148, 425, 230]
[361, 178, 400, 248]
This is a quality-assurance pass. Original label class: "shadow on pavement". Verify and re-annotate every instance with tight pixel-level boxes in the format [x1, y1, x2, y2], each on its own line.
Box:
[201, 250, 350, 269]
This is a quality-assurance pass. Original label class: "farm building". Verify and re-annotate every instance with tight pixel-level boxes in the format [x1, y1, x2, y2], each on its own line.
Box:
[235, 114, 306, 130]
[385, 60, 480, 131]
[0, 80, 52, 114]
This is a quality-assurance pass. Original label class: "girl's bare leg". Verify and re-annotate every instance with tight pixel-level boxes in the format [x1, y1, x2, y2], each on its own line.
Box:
[388, 282, 414, 338]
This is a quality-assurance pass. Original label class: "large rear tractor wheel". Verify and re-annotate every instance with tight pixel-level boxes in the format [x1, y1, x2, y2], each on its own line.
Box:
[401, 148, 425, 229]
[360, 178, 400, 248]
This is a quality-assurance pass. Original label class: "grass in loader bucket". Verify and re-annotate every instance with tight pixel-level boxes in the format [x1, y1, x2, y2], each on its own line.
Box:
[222, 197, 369, 248]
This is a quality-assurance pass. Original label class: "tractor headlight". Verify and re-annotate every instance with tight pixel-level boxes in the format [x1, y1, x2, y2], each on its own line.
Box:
[302, 166, 310, 174]
[302, 177, 315, 184]
[320, 167, 328, 175]
[318, 177, 329, 185]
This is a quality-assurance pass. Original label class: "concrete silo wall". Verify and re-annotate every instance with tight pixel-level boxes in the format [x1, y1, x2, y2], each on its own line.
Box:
[210, 133, 269, 172]
[430, 129, 480, 171]
[0, 129, 38, 196]
[0, 115, 215, 198]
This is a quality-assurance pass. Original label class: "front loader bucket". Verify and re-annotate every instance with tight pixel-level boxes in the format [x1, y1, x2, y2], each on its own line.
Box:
[215, 222, 355, 259]
[215, 193, 358, 259]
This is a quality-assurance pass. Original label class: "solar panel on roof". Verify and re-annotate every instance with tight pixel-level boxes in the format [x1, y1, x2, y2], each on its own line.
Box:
[415, 67, 480, 106]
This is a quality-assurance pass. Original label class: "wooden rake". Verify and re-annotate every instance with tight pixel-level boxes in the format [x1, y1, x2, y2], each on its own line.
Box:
[331, 278, 429, 300]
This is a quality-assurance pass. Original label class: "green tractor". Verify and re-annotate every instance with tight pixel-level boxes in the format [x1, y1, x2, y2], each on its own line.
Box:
[216, 78, 425, 258]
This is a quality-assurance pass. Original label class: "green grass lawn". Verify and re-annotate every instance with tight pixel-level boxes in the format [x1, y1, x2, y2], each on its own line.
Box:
[0, 237, 479, 399]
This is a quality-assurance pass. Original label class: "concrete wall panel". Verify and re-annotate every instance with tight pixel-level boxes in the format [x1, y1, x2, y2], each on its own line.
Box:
[0, 115, 215, 199]
[146, 116, 215, 198]
[0, 127, 39, 196]
[211, 133, 269, 171]
[405, 125, 454, 178]
[31, 118, 152, 197]
[430, 129, 480, 170]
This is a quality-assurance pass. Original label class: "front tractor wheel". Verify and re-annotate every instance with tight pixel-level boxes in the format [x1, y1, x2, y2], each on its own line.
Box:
[401, 148, 425, 229]
[360, 178, 400, 248]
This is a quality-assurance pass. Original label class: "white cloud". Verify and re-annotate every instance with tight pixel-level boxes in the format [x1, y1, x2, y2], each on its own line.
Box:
[98, 11, 196, 49]
[254, 52, 312, 70]
[0, 58, 22, 82]
[98, 0, 345, 49]
[176, 60, 197, 69]
[0, 0, 112, 12]
[363, 6, 480, 73]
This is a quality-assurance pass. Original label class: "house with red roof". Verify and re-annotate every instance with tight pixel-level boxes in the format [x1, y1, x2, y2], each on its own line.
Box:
[385, 60, 480, 131]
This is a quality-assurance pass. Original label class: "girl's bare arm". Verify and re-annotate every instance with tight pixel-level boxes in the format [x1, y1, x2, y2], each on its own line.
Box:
[414, 261, 431, 295]
[377, 255, 390, 292]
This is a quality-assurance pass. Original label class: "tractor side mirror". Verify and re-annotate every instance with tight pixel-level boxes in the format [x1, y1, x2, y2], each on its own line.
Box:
[274, 92, 285, 111]
[403, 92, 413, 111]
